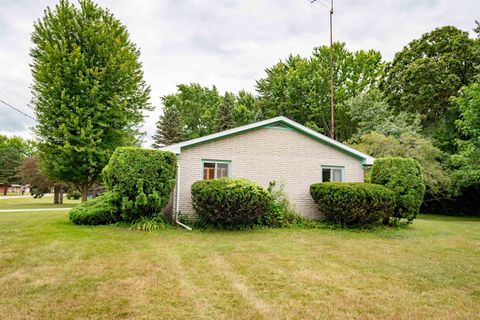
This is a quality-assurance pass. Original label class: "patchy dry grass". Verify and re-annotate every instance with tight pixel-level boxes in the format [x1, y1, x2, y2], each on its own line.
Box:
[0, 195, 80, 210]
[0, 210, 479, 319]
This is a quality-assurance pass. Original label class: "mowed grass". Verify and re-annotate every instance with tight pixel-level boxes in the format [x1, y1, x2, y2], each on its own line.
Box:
[0, 210, 479, 320]
[0, 195, 80, 210]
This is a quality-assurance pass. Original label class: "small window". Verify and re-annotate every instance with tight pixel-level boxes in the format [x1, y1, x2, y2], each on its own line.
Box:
[322, 166, 344, 182]
[203, 161, 231, 180]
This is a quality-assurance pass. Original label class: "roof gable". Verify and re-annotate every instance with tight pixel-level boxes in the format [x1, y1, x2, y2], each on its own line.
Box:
[160, 116, 374, 165]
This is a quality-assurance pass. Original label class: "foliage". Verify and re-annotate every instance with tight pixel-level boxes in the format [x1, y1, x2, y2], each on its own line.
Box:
[151, 106, 184, 148]
[191, 178, 272, 228]
[310, 182, 395, 227]
[256, 181, 304, 228]
[66, 189, 81, 200]
[102, 147, 177, 222]
[69, 191, 121, 225]
[161, 84, 222, 139]
[31, 0, 151, 201]
[160, 84, 258, 140]
[351, 132, 451, 200]
[0, 135, 34, 187]
[444, 82, 480, 216]
[371, 157, 425, 222]
[216, 93, 236, 131]
[256, 42, 384, 141]
[129, 216, 168, 231]
[381, 26, 480, 152]
[344, 89, 422, 138]
[17, 156, 52, 198]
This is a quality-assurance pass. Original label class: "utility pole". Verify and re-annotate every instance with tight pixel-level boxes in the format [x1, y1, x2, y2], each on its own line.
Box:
[329, 0, 335, 139]
[311, 0, 335, 139]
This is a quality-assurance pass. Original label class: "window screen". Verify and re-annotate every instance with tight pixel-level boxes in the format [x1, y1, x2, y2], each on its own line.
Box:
[203, 161, 230, 180]
[322, 167, 344, 182]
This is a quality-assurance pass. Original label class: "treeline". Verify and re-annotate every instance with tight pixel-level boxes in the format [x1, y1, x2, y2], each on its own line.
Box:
[153, 23, 480, 215]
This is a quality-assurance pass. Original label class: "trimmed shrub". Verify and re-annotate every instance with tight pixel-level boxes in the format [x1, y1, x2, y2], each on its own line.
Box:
[69, 191, 121, 225]
[310, 182, 395, 227]
[102, 147, 177, 222]
[191, 178, 272, 228]
[257, 181, 304, 228]
[371, 157, 425, 222]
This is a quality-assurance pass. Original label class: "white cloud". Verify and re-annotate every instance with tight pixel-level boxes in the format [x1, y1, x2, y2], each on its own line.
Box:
[0, 0, 478, 146]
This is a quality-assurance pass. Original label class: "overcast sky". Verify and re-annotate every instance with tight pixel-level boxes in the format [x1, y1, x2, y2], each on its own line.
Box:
[0, 0, 478, 146]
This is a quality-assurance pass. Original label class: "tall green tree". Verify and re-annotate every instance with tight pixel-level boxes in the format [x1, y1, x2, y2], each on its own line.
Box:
[216, 93, 236, 131]
[256, 42, 384, 141]
[344, 89, 422, 139]
[450, 82, 480, 190]
[151, 106, 184, 148]
[31, 0, 151, 201]
[161, 84, 221, 139]
[381, 26, 480, 152]
[0, 135, 33, 194]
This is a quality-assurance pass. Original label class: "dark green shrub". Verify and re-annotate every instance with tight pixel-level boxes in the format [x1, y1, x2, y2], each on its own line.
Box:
[102, 147, 177, 222]
[310, 182, 395, 227]
[191, 178, 272, 228]
[371, 157, 425, 222]
[257, 181, 304, 228]
[69, 191, 121, 225]
[66, 190, 81, 200]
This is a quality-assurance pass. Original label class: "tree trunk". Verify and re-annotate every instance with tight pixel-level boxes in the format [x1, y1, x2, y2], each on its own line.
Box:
[53, 184, 60, 204]
[81, 182, 88, 202]
[59, 185, 64, 204]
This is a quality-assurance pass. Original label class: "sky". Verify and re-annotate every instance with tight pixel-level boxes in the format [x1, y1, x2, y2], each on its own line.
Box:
[0, 0, 478, 146]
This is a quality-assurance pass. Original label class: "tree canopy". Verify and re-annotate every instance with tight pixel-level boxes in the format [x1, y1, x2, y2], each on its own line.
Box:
[256, 42, 384, 141]
[30, 0, 151, 201]
[0, 135, 34, 190]
[381, 26, 480, 152]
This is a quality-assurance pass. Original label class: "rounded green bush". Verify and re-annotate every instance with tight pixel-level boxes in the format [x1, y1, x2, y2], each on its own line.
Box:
[191, 178, 272, 227]
[371, 157, 425, 222]
[310, 182, 395, 227]
[69, 191, 121, 225]
[102, 147, 177, 221]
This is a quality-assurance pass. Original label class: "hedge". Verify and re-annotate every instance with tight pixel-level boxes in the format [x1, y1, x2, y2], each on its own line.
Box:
[102, 147, 177, 221]
[310, 182, 395, 227]
[191, 178, 272, 227]
[371, 157, 425, 222]
[69, 191, 121, 225]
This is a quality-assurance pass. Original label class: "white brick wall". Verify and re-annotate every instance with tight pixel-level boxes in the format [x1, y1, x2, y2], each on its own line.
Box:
[175, 127, 365, 219]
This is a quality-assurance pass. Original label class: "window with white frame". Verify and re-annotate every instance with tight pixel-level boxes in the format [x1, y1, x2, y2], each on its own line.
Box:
[203, 160, 231, 180]
[322, 166, 344, 182]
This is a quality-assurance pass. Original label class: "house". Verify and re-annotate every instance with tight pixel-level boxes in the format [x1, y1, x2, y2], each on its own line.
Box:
[161, 116, 374, 220]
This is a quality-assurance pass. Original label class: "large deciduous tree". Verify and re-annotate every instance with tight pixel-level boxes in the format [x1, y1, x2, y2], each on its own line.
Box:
[31, 0, 151, 201]
[159, 84, 258, 140]
[381, 26, 480, 152]
[0, 136, 33, 194]
[256, 42, 384, 141]
[17, 156, 53, 198]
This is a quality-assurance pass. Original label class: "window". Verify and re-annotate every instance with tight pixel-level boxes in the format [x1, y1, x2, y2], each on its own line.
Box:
[203, 161, 231, 180]
[322, 166, 344, 182]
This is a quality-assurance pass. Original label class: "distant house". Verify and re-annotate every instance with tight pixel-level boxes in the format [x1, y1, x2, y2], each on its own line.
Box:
[161, 116, 374, 219]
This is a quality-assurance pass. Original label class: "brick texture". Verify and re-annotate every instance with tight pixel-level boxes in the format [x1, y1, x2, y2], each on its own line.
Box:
[174, 127, 365, 219]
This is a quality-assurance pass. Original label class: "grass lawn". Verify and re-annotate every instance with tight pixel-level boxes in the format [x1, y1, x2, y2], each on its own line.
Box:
[0, 195, 80, 210]
[0, 210, 479, 320]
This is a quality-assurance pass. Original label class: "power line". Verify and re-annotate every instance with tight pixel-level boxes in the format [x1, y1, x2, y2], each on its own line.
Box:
[0, 99, 37, 121]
